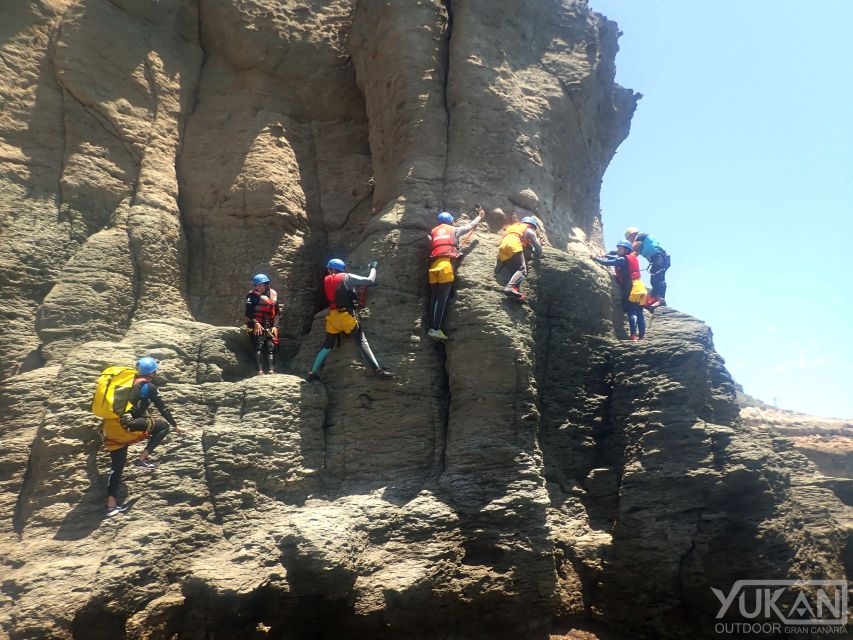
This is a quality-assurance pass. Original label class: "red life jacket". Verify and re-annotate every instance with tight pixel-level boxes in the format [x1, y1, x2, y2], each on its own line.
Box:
[248, 288, 278, 327]
[627, 253, 641, 280]
[429, 224, 460, 258]
[615, 255, 641, 285]
[324, 273, 355, 310]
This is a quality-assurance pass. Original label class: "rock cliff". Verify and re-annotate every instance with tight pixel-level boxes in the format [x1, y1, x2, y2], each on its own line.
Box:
[0, 1, 847, 638]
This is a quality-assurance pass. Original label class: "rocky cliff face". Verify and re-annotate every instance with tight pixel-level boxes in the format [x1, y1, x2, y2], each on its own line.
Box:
[0, 1, 847, 639]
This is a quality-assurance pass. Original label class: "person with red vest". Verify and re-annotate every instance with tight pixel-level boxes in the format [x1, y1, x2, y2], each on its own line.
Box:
[426, 208, 483, 341]
[496, 216, 543, 300]
[592, 240, 648, 340]
[105, 356, 182, 516]
[244, 273, 282, 375]
[307, 259, 394, 381]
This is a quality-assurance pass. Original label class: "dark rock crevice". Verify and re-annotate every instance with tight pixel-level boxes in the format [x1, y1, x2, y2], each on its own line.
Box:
[440, 0, 453, 211]
[47, 8, 72, 214]
[199, 414, 225, 532]
[433, 342, 451, 475]
[11, 454, 35, 538]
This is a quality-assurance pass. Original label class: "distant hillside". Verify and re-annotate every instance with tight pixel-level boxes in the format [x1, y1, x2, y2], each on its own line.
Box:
[738, 392, 852, 480]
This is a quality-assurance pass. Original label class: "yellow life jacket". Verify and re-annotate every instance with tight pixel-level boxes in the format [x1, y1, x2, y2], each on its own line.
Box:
[498, 222, 531, 261]
[503, 222, 530, 243]
[91, 366, 136, 419]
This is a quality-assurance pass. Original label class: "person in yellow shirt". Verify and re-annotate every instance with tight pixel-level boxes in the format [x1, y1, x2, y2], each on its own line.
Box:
[496, 216, 542, 301]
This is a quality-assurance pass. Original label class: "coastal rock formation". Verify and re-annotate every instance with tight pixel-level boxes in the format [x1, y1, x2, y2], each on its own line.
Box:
[0, 1, 847, 639]
[740, 398, 853, 481]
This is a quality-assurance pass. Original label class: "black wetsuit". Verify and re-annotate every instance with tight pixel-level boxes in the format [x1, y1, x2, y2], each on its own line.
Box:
[245, 288, 281, 373]
[106, 379, 175, 500]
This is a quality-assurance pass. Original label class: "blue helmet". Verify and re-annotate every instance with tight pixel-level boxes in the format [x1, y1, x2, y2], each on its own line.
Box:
[438, 212, 454, 224]
[252, 273, 270, 286]
[136, 356, 158, 376]
[521, 216, 539, 229]
[327, 258, 346, 272]
[616, 240, 633, 252]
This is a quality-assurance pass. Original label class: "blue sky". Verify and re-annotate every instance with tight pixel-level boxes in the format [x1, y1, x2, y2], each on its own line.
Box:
[588, 0, 853, 418]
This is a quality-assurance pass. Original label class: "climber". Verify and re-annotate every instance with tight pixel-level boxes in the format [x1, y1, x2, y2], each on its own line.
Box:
[426, 207, 484, 341]
[104, 356, 182, 516]
[592, 240, 648, 340]
[625, 226, 670, 307]
[306, 259, 394, 381]
[496, 215, 543, 301]
[244, 273, 282, 375]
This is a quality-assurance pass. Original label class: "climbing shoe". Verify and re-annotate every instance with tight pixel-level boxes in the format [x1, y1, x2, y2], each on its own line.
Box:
[505, 288, 525, 303]
[306, 371, 320, 382]
[134, 458, 159, 471]
[630, 335, 639, 341]
[106, 504, 128, 517]
[375, 368, 394, 379]
[428, 328, 448, 342]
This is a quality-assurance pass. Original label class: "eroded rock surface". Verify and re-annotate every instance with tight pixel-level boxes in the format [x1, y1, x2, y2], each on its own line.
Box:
[0, 1, 847, 639]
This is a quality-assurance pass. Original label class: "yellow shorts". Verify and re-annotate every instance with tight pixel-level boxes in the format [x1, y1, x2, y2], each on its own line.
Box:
[325, 309, 358, 334]
[498, 237, 523, 262]
[428, 257, 455, 284]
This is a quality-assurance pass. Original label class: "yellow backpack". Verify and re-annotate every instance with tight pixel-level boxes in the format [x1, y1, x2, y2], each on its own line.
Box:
[91, 366, 137, 419]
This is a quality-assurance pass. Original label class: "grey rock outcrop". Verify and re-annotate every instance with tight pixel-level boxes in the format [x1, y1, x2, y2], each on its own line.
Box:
[0, 1, 847, 639]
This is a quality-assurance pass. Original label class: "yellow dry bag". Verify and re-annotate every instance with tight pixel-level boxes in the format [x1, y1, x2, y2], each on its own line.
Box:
[91, 366, 136, 419]
[628, 279, 648, 306]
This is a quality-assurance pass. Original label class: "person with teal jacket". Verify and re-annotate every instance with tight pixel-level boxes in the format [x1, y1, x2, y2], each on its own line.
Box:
[625, 226, 670, 305]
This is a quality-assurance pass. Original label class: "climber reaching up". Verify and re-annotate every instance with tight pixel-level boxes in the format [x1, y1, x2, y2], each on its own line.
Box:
[426, 207, 483, 341]
[592, 240, 648, 341]
[625, 226, 670, 307]
[496, 215, 543, 301]
[307, 259, 394, 381]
